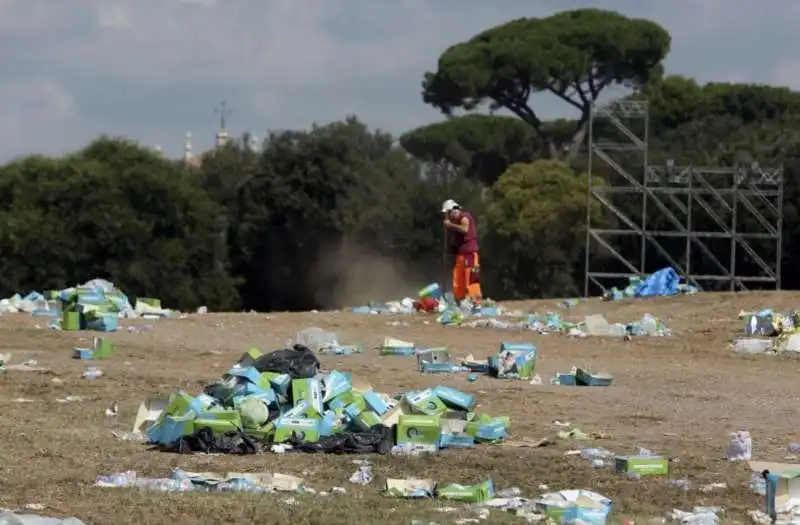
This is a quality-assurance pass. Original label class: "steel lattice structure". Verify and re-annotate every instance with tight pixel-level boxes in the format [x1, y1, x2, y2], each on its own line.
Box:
[583, 99, 784, 296]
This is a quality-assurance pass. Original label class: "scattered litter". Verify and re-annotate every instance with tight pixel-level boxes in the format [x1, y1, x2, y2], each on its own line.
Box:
[105, 401, 119, 417]
[724, 430, 752, 461]
[0, 511, 86, 525]
[55, 396, 83, 403]
[95, 469, 304, 493]
[551, 367, 612, 387]
[668, 507, 721, 525]
[82, 367, 103, 380]
[72, 337, 114, 360]
[348, 460, 373, 485]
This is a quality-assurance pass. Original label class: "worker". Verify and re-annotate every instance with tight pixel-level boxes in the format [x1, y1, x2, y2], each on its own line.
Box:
[441, 199, 482, 304]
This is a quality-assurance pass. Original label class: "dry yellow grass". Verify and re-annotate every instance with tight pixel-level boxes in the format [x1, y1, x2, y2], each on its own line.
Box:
[0, 291, 794, 524]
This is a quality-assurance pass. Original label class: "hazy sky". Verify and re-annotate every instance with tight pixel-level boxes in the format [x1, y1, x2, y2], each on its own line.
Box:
[0, 0, 795, 161]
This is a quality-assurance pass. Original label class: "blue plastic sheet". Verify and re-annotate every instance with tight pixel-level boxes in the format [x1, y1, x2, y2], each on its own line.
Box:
[633, 267, 680, 297]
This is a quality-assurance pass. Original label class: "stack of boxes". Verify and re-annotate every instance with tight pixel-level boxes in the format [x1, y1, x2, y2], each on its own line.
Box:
[57, 286, 145, 331]
[143, 347, 510, 451]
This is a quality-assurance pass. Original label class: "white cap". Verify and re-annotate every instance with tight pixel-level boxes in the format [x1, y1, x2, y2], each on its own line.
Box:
[441, 199, 460, 213]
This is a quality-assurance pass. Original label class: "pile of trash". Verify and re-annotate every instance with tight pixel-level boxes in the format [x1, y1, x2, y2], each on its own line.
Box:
[136, 345, 509, 454]
[732, 309, 800, 355]
[0, 278, 172, 331]
[601, 267, 698, 301]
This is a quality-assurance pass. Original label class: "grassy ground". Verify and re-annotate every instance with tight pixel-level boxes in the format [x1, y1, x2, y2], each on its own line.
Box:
[0, 291, 793, 524]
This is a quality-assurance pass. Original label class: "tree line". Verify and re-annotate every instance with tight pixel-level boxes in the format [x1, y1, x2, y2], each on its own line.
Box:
[1, 8, 798, 311]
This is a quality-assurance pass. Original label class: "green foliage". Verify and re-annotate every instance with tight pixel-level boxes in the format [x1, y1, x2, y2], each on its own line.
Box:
[484, 160, 603, 298]
[0, 137, 240, 311]
[421, 9, 670, 158]
[4, 9, 800, 308]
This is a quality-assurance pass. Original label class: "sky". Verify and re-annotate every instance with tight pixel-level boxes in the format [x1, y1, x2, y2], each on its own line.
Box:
[0, 0, 796, 161]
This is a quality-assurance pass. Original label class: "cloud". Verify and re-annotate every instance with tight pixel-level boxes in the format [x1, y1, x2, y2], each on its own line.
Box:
[0, 0, 794, 160]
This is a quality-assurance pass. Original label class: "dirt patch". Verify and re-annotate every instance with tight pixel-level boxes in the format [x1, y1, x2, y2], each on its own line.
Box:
[0, 291, 795, 524]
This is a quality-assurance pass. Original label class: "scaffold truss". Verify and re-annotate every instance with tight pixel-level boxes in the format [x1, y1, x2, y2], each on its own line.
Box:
[583, 99, 784, 296]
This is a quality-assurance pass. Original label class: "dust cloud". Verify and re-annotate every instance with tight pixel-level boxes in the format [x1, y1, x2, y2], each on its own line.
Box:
[311, 239, 427, 309]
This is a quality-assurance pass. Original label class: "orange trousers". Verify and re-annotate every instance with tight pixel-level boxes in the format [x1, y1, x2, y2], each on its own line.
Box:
[452, 252, 482, 302]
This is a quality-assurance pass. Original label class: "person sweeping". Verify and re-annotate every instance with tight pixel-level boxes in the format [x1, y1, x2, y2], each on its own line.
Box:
[441, 199, 482, 304]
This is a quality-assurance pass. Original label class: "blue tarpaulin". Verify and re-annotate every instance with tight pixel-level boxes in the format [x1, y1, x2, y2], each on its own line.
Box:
[633, 267, 680, 297]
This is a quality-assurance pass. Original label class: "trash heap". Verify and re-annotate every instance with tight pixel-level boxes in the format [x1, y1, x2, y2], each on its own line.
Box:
[732, 309, 800, 355]
[601, 267, 698, 301]
[0, 278, 172, 331]
[138, 345, 510, 454]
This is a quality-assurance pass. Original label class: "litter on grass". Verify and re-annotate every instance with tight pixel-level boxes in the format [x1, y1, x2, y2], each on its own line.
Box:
[135, 345, 509, 454]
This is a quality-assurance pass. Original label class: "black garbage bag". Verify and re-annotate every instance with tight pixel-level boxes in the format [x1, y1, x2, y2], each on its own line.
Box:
[252, 344, 320, 379]
[170, 427, 259, 455]
[289, 424, 393, 454]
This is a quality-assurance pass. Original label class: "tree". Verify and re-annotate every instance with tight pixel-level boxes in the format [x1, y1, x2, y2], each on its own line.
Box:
[400, 114, 543, 186]
[484, 160, 603, 298]
[421, 9, 670, 161]
[0, 137, 241, 311]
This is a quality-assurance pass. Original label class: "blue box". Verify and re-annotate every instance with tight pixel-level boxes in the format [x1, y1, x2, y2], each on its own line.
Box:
[433, 386, 475, 411]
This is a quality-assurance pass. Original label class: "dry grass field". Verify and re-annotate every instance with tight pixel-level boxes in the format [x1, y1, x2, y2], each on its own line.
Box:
[0, 291, 796, 524]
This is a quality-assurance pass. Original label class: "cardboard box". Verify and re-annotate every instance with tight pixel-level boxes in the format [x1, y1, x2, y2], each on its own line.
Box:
[433, 386, 475, 411]
[235, 347, 263, 368]
[273, 418, 321, 443]
[380, 405, 405, 428]
[396, 414, 441, 447]
[319, 411, 345, 436]
[281, 400, 320, 420]
[437, 479, 494, 502]
[93, 337, 114, 358]
[194, 410, 242, 435]
[536, 490, 613, 525]
[404, 389, 447, 416]
[291, 378, 322, 414]
[490, 343, 537, 379]
[750, 461, 800, 521]
[615, 456, 668, 476]
[133, 397, 168, 434]
[261, 372, 291, 396]
[363, 391, 390, 415]
[385, 478, 435, 498]
[439, 433, 475, 448]
[576, 368, 613, 387]
[147, 413, 196, 445]
[62, 311, 80, 331]
[322, 370, 352, 402]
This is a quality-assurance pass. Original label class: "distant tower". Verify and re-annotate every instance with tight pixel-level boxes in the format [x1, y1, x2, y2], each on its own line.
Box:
[249, 133, 259, 152]
[214, 101, 231, 147]
[183, 132, 193, 162]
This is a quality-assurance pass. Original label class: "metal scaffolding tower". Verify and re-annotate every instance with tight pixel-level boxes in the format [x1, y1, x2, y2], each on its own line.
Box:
[583, 99, 784, 296]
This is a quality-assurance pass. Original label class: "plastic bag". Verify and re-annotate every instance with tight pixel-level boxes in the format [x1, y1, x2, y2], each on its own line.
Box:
[289, 425, 393, 454]
[252, 345, 320, 378]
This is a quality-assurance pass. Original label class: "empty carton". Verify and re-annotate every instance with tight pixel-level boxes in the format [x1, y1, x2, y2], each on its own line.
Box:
[404, 389, 447, 416]
[575, 368, 613, 387]
[380, 337, 415, 356]
[397, 414, 441, 448]
[273, 418, 321, 443]
[385, 478, 435, 498]
[489, 342, 537, 379]
[437, 479, 494, 502]
[322, 370, 352, 401]
[433, 386, 475, 411]
[291, 378, 323, 415]
[615, 456, 668, 476]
